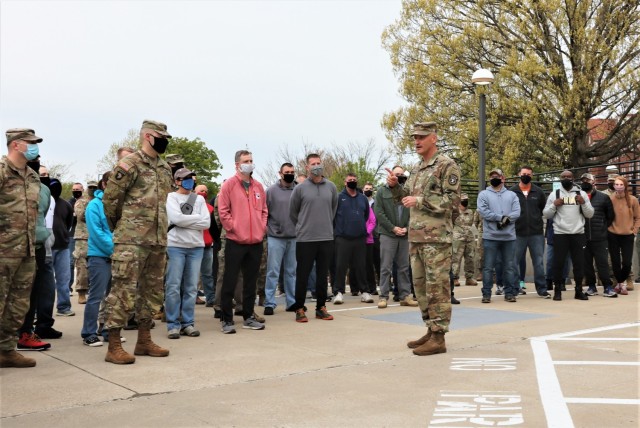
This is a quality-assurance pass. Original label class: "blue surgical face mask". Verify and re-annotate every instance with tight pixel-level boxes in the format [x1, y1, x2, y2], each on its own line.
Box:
[181, 178, 195, 191]
[21, 143, 40, 161]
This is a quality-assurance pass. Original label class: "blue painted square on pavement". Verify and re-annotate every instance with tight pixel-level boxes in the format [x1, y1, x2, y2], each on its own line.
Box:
[364, 307, 552, 330]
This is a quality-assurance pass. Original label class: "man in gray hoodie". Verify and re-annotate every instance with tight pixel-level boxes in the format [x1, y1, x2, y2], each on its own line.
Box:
[543, 170, 594, 301]
[477, 169, 521, 303]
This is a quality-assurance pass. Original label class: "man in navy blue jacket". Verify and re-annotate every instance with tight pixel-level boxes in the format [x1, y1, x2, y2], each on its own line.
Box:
[332, 173, 371, 304]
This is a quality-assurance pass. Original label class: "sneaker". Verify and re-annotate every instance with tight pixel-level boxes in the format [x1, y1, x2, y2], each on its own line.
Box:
[519, 287, 527, 295]
[243, 316, 265, 330]
[361, 292, 374, 303]
[221, 321, 236, 334]
[315, 306, 334, 320]
[586, 287, 598, 296]
[180, 325, 200, 337]
[505, 295, 517, 303]
[378, 299, 387, 309]
[168, 328, 180, 339]
[538, 292, 551, 299]
[195, 296, 205, 305]
[17, 333, 51, 351]
[295, 309, 308, 323]
[451, 296, 460, 304]
[333, 292, 344, 305]
[264, 307, 274, 316]
[603, 287, 618, 298]
[83, 335, 103, 347]
[495, 285, 504, 296]
[619, 284, 629, 295]
[481, 296, 491, 303]
[56, 310, 75, 317]
[34, 327, 63, 339]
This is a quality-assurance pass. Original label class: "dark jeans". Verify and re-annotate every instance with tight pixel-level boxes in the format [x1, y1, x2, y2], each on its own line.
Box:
[584, 239, 612, 289]
[553, 234, 586, 288]
[608, 232, 635, 283]
[295, 240, 333, 311]
[482, 239, 516, 297]
[220, 240, 263, 323]
[19, 247, 56, 335]
[333, 236, 367, 295]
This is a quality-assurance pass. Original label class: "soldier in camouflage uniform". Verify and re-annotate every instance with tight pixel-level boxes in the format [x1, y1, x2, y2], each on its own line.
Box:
[0, 128, 43, 368]
[452, 193, 479, 286]
[73, 180, 98, 304]
[101, 120, 173, 365]
[387, 122, 461, 356]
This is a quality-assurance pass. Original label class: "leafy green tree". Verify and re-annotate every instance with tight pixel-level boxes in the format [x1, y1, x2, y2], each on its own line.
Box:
[382, 0, 640, 176]
[163, 137, 222, 184]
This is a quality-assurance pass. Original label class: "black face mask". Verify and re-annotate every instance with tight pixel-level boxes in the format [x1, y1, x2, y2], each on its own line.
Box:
[364, 190, 373, 197]
[397, 176, 407, 185]
[520, 175, 532, 185]
[490, 177, 502, 187]
[72, 191, 83, 199]
[27, 161, 40, 173]
[608, 182, 615, 190]
[580, 182, 593, 192]
[40, 176, 51, 187]
[282, 174, 295, 184]
[152, 136, 169, 154]
[461, 200, 469, 207]
[346, 181, 358, 190]
[561, 179, 574, 190]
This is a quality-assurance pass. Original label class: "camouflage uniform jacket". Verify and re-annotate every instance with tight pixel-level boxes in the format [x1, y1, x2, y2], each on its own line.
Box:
[73, 195, 90, 240]
[0, 156, 40, 257]
[102, 149, 172, 246]
[453, 208, 478, 242]
[391, 151, 461, 244]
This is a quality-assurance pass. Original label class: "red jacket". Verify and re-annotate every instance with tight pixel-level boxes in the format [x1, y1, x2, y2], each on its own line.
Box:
[203, 202, 214, 247]
[218, 172, 267, 244]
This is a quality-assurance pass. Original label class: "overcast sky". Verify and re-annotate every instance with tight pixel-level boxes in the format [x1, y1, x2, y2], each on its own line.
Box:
[1, 0, 404, 184]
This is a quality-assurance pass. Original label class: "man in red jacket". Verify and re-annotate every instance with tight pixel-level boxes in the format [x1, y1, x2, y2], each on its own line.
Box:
[217, 150, 268, 334]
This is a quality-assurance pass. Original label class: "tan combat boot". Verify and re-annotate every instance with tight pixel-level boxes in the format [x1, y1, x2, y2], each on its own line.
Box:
[413, 331, 447, 356]
[453, 278, 460, 287]
[626, 277, 634, 291]
[105, 329, 135, 364]
[400, 296, 419, 307]
[465, 278, 477, 286]
[78, 291, 87, 304]
[134, 320, 169, 357]
[0, 350, 36, 368]
[407, 329, 431, 349]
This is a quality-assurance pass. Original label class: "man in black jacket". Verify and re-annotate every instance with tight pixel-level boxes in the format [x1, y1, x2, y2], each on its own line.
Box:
[509, 166, 549, 298]
[580, 173, 616, 297]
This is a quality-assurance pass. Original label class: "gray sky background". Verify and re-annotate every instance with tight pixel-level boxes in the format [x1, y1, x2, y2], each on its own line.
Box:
[1, 0, 405, 184]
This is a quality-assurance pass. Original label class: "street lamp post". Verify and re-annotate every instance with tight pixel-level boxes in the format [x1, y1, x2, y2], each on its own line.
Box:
[472, 68, 495, 193]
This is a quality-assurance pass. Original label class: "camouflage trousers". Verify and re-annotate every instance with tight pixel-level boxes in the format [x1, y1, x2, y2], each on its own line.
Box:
[0, 257, 35, 350]
[104, 244, 166, 329]
[410, 242, 452, 333]
[73, 239, 89, 293]
[452, 238, 475, 280]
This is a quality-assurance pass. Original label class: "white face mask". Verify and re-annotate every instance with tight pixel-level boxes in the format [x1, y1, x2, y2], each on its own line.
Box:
[614, 184, 625, 193]
[239, 163, 255, 174]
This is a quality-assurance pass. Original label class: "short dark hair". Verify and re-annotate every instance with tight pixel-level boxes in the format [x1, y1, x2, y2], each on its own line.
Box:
[280, 162, 294, 172]
[346, 172, 357, 179]
[520, 165, 533, 173]
[235, 150, 252, 162]
[306, 153, 321, 163]
[99, 171, 111, 190]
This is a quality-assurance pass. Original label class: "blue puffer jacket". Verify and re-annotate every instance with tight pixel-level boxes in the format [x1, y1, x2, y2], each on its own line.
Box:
[86, 190, 113, 257]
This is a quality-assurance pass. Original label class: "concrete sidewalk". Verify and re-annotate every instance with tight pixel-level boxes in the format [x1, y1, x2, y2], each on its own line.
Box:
[1, 284, 638, 427]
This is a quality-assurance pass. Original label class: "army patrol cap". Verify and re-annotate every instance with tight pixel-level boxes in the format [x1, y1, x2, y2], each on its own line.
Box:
[460, 193, 469, 200]
[488, 168, 504, 177]
[87, 180, 99, 188]
[6, 128, 43, 144]
[580, 173, 595, 181]
[165, 154, 184, 165]
[141, 120, 172, 138]
[174, 168, 195, 180]
[411, 122, 437, 136]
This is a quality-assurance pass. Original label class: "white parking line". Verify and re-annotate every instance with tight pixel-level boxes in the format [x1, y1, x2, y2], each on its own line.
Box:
[554, 361, 640, 366]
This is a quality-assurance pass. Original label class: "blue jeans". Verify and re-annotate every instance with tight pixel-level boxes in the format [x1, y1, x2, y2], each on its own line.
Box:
[482, 239, 517, 297]
[82, 257, 111, 338]
[514, 235, 546, 294]
[165, 246, 203, 331]
[52, 248, 71, 312]
[265, 236, 297, 309]
[201, 247, 215, 305]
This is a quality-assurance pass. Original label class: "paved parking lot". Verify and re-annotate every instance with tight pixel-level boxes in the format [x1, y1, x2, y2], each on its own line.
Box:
[1, 284, 638, 427]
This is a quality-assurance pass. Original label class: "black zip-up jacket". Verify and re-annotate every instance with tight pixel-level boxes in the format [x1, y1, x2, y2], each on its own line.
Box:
[509, 183, 547, 236]
[584, 189, 615, 241]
